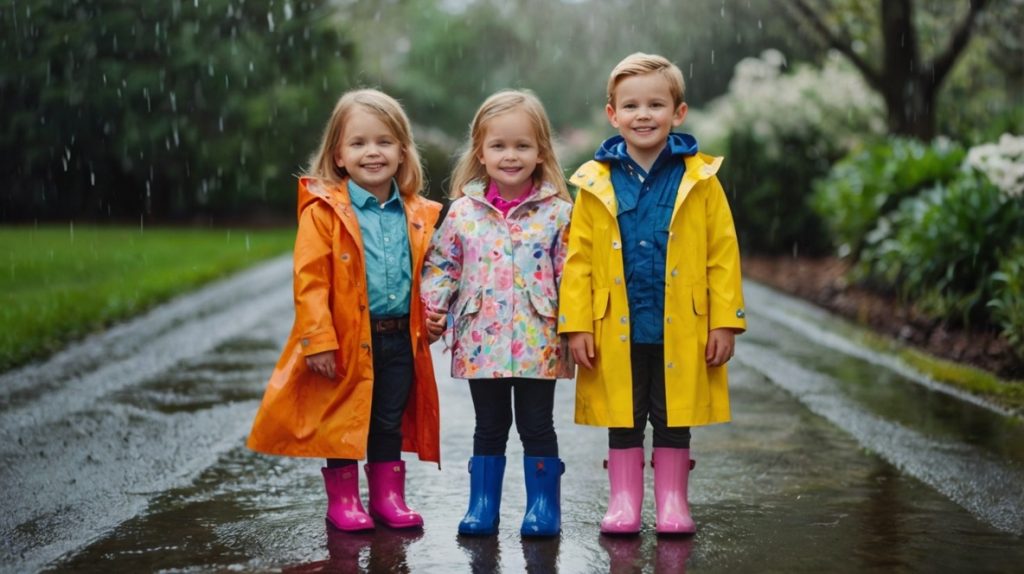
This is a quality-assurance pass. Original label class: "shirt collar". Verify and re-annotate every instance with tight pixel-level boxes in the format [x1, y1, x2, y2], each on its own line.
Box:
[348, 178, 401, 208]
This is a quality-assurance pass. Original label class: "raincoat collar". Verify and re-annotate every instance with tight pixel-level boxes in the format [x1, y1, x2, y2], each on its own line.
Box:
[462, 179, 562, 211]
[570, 148, 723, 217]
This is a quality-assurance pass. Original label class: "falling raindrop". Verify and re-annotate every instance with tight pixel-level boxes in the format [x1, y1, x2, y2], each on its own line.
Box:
[267, 12, 275, 33]
[69, 221, 75, 243]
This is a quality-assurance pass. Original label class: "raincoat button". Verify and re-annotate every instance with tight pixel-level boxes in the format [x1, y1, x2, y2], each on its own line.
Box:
[620, 316, 628, 324]
[301, 338, 310, 347]
[736, 309, 746, 318]
[619, 335, 627, 342]
[666, 317, 673, 324]
[612, 240, 621, 249]
[667, 362, 674, 369]
[360, 342, 370, 350]
[340, 253, 350, 261]
[559, 315, 567, 323]
[671, 269, 678, 277]
[588, 179, 595, 186]
[614, 277, 622, 285]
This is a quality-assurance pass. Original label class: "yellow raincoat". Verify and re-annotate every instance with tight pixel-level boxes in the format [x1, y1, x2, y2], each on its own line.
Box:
[558, 153, 746, 428]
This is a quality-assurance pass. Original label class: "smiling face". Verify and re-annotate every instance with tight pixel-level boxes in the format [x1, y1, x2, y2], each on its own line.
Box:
[606, 72, 687, 169]
[477, 109, 543, 200]
[334, 106, 404, 199]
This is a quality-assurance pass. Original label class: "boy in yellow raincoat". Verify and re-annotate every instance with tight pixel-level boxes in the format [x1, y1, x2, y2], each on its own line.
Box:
[558, 52, 747, 535]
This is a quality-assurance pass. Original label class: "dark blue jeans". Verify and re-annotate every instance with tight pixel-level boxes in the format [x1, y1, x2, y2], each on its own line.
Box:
[327, 330, 414, 468]
[469, 378, 558, 457]
[608, 343, 691, 449]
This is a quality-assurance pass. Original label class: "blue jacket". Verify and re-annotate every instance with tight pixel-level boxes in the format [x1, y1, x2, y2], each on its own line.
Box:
[594, 133, 699, 343]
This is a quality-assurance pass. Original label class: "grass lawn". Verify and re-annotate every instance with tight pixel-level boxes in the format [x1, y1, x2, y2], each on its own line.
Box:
[0, 225, 294, 372]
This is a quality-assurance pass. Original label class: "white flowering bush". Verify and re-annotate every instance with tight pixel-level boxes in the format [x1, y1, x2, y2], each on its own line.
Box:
[688, 49, 886, 254]
[964, 133, 1024, 199]
[689, 49, 886, 159]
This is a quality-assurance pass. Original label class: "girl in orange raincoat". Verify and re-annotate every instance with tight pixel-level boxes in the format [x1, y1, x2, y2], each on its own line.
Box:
[247, 89, 443, 532]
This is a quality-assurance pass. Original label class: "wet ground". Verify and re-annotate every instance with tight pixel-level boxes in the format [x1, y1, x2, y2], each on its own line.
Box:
[2, 256, 1022, 573]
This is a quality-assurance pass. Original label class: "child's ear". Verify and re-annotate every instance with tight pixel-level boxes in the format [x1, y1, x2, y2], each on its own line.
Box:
[333, 148, 345, 169]
[672, 102, 688, 127]
[605, 103, 619, 128]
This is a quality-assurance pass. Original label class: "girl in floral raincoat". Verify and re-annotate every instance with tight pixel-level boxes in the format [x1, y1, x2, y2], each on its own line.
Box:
[421, 90, 573, 537]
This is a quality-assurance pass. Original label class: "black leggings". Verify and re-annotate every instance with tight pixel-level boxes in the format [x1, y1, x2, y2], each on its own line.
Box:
[608, 343, 691, 450]
[327, 330, 414, 468]
[469, 378, 558, 457]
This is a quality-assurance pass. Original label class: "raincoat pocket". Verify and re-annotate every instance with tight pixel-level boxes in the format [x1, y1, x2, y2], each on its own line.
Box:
[692, 284, 708, 316]
[592, 288, 611, 320]
[528, 290, 558, 319]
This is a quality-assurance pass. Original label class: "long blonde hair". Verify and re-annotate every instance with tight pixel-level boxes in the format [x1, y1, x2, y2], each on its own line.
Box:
[305, 89, 425, 197]
[449, 90, 569, 201]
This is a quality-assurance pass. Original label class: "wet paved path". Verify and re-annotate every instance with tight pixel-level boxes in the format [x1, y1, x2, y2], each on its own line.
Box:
[2, 255, 1023, 573]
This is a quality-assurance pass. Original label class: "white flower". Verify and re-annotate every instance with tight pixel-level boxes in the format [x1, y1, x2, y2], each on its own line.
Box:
[965, 133, 1024, 199]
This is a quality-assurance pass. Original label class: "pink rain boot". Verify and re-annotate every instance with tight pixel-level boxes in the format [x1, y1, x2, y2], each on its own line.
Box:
[364, 461, 424, 529]
[600, 447, 645, 534]
[652, 447, 696, 535]
[321, 466, 374, 532]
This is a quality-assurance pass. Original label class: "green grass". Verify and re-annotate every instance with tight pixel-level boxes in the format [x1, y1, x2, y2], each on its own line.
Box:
[0, 225, 294, 372]
[852, 323, 1024, 416]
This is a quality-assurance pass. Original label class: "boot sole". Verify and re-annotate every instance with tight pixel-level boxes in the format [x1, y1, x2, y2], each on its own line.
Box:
[369, 511, 423, 530]
[325, 517, 375, 532]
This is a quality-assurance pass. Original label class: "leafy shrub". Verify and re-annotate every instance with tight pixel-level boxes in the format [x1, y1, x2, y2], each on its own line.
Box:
[988, 241, 1024, 357]
[858, 172, 1024, 325]
[812, 138, 965, 258]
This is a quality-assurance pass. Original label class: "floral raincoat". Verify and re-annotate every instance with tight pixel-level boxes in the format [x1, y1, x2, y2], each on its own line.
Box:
[422, 180, 574, 380]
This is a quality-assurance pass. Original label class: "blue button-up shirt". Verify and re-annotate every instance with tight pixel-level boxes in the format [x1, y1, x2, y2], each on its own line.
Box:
[348, 179, 412, 318]
[595, 133, 698, 343]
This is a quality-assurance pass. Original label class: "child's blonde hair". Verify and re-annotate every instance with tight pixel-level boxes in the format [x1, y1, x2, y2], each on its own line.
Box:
[449, 90, 569, 201]
[607, 52, 686, 108]
[306, 88, 424, 197]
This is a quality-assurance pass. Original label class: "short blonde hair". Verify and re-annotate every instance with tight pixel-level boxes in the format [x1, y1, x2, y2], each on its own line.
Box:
[607, 52, 686, 108]
[305, 89, 424, 197]
[449, 90, 569, 201]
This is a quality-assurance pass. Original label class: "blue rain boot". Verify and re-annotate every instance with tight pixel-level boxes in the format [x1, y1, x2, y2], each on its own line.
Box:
[458, 456, 506, 536]
[521, 456, 564, 537]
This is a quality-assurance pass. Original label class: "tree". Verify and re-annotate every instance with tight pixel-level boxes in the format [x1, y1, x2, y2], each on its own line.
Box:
[1, 0, 356, 222]
[784, 0, 991, 140]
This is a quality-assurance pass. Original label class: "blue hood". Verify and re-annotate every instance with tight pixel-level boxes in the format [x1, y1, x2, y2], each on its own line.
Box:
[594, 132, 698, 162]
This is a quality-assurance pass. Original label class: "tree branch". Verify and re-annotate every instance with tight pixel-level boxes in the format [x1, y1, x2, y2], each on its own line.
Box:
[926, 0, 990, 88]
[785, 0, 882, 90]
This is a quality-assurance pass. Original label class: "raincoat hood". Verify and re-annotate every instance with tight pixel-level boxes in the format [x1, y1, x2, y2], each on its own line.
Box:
[461, 179, 563, 207]
[594, 132, 699, 163]
[296, 176, 343, 221]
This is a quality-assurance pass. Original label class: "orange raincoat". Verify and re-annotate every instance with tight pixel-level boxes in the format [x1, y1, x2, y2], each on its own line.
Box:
[247, 177, 443, 464]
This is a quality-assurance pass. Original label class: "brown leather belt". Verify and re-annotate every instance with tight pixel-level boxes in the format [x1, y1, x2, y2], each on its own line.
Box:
[371, 315, 409, 334]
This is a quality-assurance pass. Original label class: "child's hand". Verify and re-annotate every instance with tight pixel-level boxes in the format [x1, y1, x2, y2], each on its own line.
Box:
[568, 332, 596, 369]
[705, 328, 735, 367]
[425, 309, 447, 343]
[306, 351, 337, 379]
